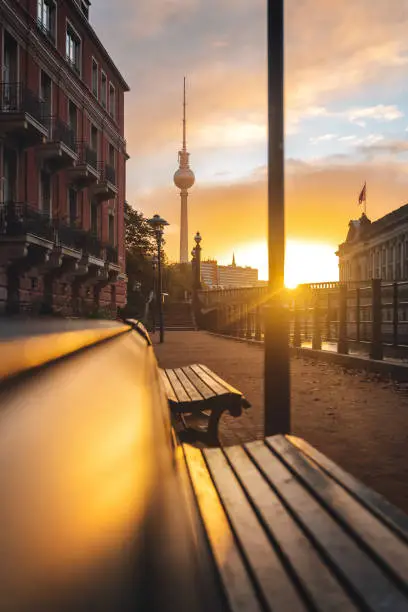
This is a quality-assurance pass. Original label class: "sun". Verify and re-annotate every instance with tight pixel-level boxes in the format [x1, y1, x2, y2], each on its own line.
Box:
[219, 240, 339, 287]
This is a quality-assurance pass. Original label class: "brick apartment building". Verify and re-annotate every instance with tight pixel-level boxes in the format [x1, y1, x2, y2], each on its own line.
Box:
[0, 0, 129, 316]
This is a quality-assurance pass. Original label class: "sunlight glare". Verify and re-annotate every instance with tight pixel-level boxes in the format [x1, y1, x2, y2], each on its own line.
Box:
[218, 240, 339, 287]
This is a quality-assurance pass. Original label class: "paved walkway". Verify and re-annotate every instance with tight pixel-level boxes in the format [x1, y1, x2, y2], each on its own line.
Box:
[154, 330, 408, 514]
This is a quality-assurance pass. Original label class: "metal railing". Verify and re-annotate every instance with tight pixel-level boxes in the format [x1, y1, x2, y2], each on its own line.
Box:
[55, 222, 103, 259]
[98, 162, 116, 185]
[76, 141, 98, 170]
[104, 244, 118, 264]
[49, 117, 76, 151]
[0, 201, 54, 241]
[197, 280, 408, 360]
[36, 19, 56, 44]
[0, 82, 46, 126]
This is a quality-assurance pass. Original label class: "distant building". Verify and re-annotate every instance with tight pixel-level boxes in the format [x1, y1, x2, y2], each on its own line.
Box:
[337, 205, 408, 282]
[200, 254, 259, 288]
[200, 259, 218, 288]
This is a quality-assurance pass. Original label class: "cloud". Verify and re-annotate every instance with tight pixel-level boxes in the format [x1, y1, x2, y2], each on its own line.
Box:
[310, 134, 338, 145]
[347, 104, 404, 126]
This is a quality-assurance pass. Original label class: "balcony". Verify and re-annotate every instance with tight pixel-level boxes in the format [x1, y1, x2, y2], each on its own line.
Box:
[36, 118, 77, 172]
[0, 202, 54, 242]
[66, 142, 99, 187]
[92, 163, 118, 201]
[56, 223, 104, 260]
[104, 244, 118, 264]
[0, 83, 48, 146]
[37, 19, 56, 45]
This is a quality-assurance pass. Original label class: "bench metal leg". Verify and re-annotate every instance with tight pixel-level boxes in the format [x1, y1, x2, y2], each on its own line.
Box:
[207, 409, 224, 447]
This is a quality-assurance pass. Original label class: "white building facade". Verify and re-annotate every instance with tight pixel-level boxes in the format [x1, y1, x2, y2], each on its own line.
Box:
[337, 206, 408, 282]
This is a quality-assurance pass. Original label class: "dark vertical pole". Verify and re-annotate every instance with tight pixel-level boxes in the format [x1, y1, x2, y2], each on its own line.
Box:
[393, 281, 398, 347]
[370, 278, 383, 360]
[293, 298, 301, 348]
[327, 292, 331, 341]
[312, 294, 322, 350]
[264, 0, 290, 436]
[356, 287, 360, 344]
[157, 233, 164, 343]
[338, 284, 348, 354]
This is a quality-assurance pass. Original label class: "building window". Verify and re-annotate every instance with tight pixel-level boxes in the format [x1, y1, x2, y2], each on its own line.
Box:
[68, 188, 77, 225]
[108, 213, 115, 245]
[37, 0, 56, 43]
[109, 83, 115, 118]
[40, 170, 52, 216]
[91, 201, 98, 236]
[92, 58, 98, 98]
[90, 123, 98, 153]
[68, 100, 77, 139]
[40, 70, 52, 118]
[108, 143, 115, 168]
[66, 23, 81, 74]
[101, 72, 107, 108]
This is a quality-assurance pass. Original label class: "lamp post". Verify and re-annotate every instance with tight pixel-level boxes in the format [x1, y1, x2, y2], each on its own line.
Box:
[148, 214, 169, 343]
[193, 231, 202, 291]
[264, 0, 290, 436]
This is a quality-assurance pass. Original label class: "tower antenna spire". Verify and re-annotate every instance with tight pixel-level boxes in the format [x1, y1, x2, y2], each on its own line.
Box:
[174, 77, 195, 264]
[183, 76, 187, 152]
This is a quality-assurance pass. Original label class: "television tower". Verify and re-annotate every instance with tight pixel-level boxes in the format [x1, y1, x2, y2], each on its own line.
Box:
[173, 77, 195, 263]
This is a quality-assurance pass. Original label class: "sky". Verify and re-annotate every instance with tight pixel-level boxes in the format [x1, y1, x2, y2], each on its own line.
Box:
[91, 0, 408, 283]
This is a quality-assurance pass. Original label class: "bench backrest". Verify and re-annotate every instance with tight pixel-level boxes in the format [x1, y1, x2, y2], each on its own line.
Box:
[0, 320, 219, 610]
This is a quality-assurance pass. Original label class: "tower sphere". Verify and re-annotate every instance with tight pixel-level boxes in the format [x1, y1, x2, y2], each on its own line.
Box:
[174, 167, 195, 190]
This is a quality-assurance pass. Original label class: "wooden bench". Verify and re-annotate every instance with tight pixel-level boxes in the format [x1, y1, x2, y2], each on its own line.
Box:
[2, 319, 408, 610]
[160, 363, 250, 445]
[180, 434, 408, 611]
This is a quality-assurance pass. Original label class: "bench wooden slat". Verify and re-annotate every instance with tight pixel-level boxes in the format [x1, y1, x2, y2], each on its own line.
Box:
[159, 369, 178, 404]
[204, 447, 308, 612]
[198, 363, 242, 396]
[288, 434, 408, 543]
[225, 444, 358, 611]
[189, 364, 227, 396]
[174, 368, 204, 402]
[181, 366, 214, 400]
[268, 436, 408, 586]
[183, 444, 263, 612]
[247, 439, 408, 611]
[166, 368, 191, 403]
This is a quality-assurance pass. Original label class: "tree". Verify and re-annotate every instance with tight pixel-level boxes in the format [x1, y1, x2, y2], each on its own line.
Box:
[121, 203, 158, 320]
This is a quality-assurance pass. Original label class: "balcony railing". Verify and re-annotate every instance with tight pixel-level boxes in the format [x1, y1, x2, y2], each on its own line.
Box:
[56, 222, 103, 259]
[77, 142, 98, 170]
[0, 202, 54, 241]
[98, 162, 116, 185]
[0, 83, 46, 127]
[36, 19, 56, 45]
[49, 117, 76, 151]
[104, 244, 118, 264]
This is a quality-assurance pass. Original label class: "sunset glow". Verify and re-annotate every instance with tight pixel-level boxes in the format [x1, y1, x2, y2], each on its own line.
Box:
[219, 240, 339, 288]
[91, 1, 408, 280]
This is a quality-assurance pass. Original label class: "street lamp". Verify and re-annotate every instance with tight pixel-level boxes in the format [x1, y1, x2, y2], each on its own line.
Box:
[193, 231, 202, 291]
[147, 214, 169, 343]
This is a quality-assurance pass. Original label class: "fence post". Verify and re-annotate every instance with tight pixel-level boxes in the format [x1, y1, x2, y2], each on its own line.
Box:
[326, 293, 331, 341]
[255, 306, 262, 341]
[393, 282, 398, 347]
[246, 304, 252, 340]
[293, 301, 301, 348]
[312, 295, 322, 350]
[337, 284, 348, 354]
[355, 287, 360, 344]
[370, 278, 383, 360]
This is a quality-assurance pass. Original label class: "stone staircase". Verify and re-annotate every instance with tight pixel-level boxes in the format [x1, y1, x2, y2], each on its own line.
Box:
[164, 301, 196, 331]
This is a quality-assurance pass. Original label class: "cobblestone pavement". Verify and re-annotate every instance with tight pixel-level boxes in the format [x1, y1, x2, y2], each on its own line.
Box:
[154, 330, 408, 514]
